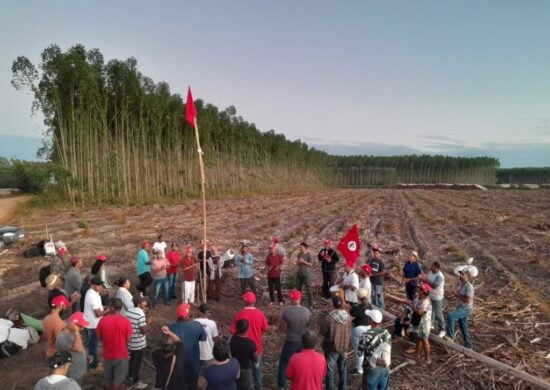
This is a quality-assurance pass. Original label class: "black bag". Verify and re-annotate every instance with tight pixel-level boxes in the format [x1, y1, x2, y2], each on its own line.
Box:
[0, 340, 22, 358]
[39, 265, 51, 287]
[411, 312, 422, 326]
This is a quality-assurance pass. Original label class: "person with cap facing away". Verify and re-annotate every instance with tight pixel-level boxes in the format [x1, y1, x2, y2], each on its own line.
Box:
[235, 243, 256, 294]
[194, 303, 220, 374]
[402, 250, 423, 301]
[445, 268, 475, 349]
[64, 256, 83, 315]
[358, 264, 372, 302]
[125, 295, 149, 389]
[368, 244, 386, 308]
[43, 295, 71, 357]
[357, 309, 392, 390]
[318, 239, 340, 299]
[320, 296, 351, 390]
[168, 303, 207, 389]
[407, 282, 433, 364]
[266, 243, 284, 305]
[91, 253, 112, 289]
[136, 241, 153, 296]
[286, 331, 327, 390]
[277, 289, 311, 389]
[230, 319, 259, 390]
[56, 312, 89, 386]
[230, 292, 269, 390]
[350, 288, 372, 375]
[34, 350, 81, 390]
[83, 276, 110, 370]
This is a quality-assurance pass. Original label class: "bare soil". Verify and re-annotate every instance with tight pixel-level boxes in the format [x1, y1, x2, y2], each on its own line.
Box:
[0, 195, 31, 224]
[0, 189, 549, 389]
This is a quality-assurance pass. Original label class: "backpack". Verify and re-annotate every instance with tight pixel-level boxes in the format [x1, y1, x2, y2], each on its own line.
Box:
[361, 328, 386, 358]
[39, 265, 51, 287]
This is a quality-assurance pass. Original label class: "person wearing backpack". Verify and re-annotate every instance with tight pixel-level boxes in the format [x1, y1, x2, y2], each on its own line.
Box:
[357, 309, 391, 390]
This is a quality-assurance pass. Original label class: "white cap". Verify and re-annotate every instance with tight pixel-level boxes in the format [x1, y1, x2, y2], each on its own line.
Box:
[365, 309, 383, 324]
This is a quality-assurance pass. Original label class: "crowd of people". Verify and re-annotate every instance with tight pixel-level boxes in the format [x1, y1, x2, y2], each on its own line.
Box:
[36, 234, 475, 390]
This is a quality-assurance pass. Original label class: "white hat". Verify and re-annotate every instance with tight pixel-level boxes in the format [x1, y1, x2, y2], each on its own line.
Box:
[365, 309, 383, 324]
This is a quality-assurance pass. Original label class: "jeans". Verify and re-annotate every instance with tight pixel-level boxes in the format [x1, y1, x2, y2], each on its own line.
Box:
[128, 348, 144, 383]
[431, 298, 445, 332]
[372, 284, 385, 309]
[237, 368, 253, 390]
[322, 270, 337, 298]
[86, 328, 98, 369]
[152, 277, 170, 308]
[405, 283, 417, 301]
[325, 352, 347, 390]
[296, 273, 313, 308]
[447, 307, 472, 348]
[351, 325, 371, 373]
[277, 340, 302, 388]
[268, 277, 283, 303]
[167, 273, 178, 299]
[251, 354, 262, 390]
[362, 366, 390, 390]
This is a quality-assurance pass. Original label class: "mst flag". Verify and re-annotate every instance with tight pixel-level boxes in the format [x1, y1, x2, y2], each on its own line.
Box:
[185, 86, 198, 128]
[337, 224, 361, 267]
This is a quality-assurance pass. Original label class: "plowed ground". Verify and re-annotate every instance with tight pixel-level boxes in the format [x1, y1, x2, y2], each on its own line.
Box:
[0, 189, 549, 389]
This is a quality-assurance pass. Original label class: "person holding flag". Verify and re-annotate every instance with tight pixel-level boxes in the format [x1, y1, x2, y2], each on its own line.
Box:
[318, 239, 340, 299]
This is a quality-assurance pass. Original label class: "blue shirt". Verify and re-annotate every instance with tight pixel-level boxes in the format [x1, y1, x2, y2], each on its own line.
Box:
[235, 253, 254, 279]
[403, 261, 422, 286]
[136, 249, 151, 275]
[169, 320, 207, 376]
[203, 358, 240, 390]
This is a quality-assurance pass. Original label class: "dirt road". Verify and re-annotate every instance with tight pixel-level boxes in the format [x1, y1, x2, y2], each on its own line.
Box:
[0, 195, 31, 224]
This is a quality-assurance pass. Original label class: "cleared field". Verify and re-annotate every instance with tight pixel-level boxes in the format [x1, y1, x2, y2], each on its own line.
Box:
[0, 189, 549, 389]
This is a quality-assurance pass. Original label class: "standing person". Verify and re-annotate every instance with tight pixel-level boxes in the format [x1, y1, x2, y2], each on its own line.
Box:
[286, 331, 327, 390]
[46, 274, 74, 311]
[126, 296, 149, 389]
[320, 297, 351, 390]
[342, 264, 360, 306]
[198, 339, 240, 390]
[151, 249, 170, 308]
[197, 241, 212, 300]
[408, 283, 432, 364]
[229, 319, 258, 390]
[83, 277, 109, 370]
[181, 247, 198, 304]
[91, 253, 112, 289]
[136, 241, 152, 296]
[34, 351, 81, 390]
[277, 289, 311, 390]
[166, 243, 182, 300]
[295, 242, 314, 309]
[152, 326, 185, 390]
[50, 249, 69, 280]
[358, 265, 372, 303]
[195, 304, 220, 373]
[153, 235, 168, 258]
[402, 251, 423, 301]
[369, 245, 386, 309]
[43, 295, 71, 357]
[207, 245, 223, 301]
[79, 275, 91, 312]
[350, 289, 372, 375]
[357, 309, 392, 390]
[56, 312, 89, 386]
[318, 239, 340, 299]
[96, 298, 133, 390]
[445, 269, 474, 349]
[421, 261, 446, 337]
[266, 244, 284, 305]
[168, 304, 207, 389]
[65, 256, 83, 314]
[114, 277, 134, 316]
[229, 292, 269, 390]
[235, 244, 255, 294]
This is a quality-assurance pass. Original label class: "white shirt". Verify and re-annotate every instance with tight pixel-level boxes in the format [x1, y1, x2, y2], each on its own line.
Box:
[359, 276, 372, 300]
[343, 271, 360, 303]
[194, 317, 219, 361]
[84, 288, 103, 329]
[115, 287, 134, 317]
[153, 241, 167, 257]
[427, 271, 445, 301]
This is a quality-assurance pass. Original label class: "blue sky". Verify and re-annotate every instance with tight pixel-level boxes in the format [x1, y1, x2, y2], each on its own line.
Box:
[1, 1, 549, 167]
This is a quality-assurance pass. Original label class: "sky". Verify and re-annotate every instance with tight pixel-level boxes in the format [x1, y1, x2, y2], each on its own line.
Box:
[1, 1, 549, 167]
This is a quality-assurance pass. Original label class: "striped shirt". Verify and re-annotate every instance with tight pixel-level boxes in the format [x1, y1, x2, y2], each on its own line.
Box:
[126, 307, 146, 351]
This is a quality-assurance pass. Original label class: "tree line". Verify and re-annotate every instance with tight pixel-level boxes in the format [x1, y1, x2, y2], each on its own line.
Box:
[497, 168, 550, 184]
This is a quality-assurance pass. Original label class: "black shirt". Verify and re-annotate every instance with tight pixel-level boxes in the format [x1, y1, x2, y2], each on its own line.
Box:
[229, 335, 257, 369]
[317, 248, 340, 271]
[350, 304, 371, 328]
[152, 342, 184, 390]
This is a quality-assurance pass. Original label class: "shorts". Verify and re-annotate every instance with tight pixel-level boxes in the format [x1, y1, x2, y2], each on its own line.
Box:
[414, 325, 430, 340]
[104, 358, 129, 385]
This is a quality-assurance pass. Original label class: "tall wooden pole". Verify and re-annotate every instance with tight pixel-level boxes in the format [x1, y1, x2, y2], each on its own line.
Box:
[193, 121, 208, 303]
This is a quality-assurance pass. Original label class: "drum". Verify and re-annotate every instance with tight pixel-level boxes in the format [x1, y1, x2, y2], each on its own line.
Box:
[329, 285, 344, 300]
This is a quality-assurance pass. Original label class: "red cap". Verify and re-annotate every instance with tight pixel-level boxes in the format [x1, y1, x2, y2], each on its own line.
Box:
[67, 311, 89, 327]
[142, 241, 151, 248]
[96, 254, 106, 262]
[288, 289, 302, 301]
[242, 292, 256, 304]
[51, 295, 71, 308]
[420, 282, 432, 293]
[69, 256, 80, 265]
[360, 264, 373, 275]
[177, 304, 191, 318]
[325, 239, 332, 245]
[270, 244, 276, 251]
[58, 247, 68, 255]
[272, 236, 281, 244]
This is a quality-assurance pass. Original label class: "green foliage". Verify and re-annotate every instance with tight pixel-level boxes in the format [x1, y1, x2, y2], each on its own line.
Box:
[77, 220, 88, 229]
[497, 168, 550, 184]
[0, 158, 67, 194]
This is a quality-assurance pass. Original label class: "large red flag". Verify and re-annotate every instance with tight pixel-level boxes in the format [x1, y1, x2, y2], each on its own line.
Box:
[185, 86, 197, 128]
[337, 224, 361, 267]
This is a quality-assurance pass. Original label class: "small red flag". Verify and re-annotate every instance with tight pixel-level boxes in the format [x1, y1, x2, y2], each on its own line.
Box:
[337, 224, 361, 267]
[185, 86, 197, 128]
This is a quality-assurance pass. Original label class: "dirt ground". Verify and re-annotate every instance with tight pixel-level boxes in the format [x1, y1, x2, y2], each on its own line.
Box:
[0, 189, 549, 389]
[0, 195, 31, 224]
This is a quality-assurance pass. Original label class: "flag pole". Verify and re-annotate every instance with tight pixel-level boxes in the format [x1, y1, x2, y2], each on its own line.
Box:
[193, 120, 208, 304]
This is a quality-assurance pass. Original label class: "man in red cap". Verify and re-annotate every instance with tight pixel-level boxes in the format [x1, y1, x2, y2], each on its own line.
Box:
[318, 239, 340, 299]
[168, 303, 207, 389]
[43, 295, 71, 357]
[65, 256, 83, 314]
[277, 289, 311, 389]
[230, 292, 269, 390]
[409, 282, 432, 364]
[56, 311, 89, 385]
[136, 241, 152, 295]
[266, 244, 284, 305]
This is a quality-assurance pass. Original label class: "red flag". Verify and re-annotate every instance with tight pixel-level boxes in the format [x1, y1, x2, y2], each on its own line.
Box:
[185, 86, 197, 128]
[337, 224, 361, 267]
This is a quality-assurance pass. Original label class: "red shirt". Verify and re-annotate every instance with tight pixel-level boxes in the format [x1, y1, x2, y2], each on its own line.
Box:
[286, 349, 327, 390]
[266, 253, 283, 278]
[229, 307, 269, 354]
[166, 250, 181, 274]
[181, 256, 197, 281]
[96, 314, 133, 360]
